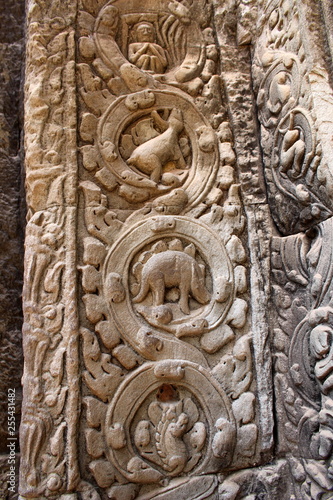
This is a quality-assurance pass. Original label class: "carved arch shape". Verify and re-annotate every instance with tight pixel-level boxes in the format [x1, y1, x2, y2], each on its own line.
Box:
[94, 0, 206, 91]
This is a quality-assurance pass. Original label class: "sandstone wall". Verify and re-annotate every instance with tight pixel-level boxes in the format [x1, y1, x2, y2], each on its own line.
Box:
[1, 1, 333, 499]
[0, 0, 25, 498]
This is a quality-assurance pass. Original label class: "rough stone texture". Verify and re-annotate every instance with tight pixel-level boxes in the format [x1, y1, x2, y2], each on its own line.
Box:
[19, 0, 273, 498]
[0, 0, 332, 499]
[252, 0, 333, 498]
[0, 0, 25, 495]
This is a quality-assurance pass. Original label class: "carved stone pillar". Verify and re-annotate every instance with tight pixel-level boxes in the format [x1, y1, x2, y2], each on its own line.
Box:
[19, 0, 333, 499]
[252, 1, 333, 498]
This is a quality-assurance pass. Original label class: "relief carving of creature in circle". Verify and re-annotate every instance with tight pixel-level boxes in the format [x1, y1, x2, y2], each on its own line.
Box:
[133, 384, 207, 476]
[103, 217, 234, 361]
[120, 107, 191, 186]
[130, 238, 211, 332]
[105, 361, 236, 483]
[98, 90, 218, 208]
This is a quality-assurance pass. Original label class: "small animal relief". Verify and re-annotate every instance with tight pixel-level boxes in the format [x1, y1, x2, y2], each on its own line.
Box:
[104, 216, 235, 345]
[126, 109, 189, 184]
[130, 238, 211, 330]
[96, 90, 219, 208]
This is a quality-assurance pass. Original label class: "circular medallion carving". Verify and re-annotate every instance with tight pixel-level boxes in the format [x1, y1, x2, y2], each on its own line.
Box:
[103, 216, 234, 361]
[105, 360, 236, 483]
[97, 90, 218, 208]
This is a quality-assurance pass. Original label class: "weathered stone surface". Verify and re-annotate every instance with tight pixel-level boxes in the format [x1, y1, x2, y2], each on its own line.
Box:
[252, 1, 333, 498]
[0, 0, 24, 495]
[18, 0, 275, 497]
[253, 0, 333, 234]
[0, 0, 332, 499]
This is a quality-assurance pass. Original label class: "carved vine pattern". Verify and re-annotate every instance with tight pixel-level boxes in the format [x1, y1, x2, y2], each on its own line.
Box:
[254, 1, 333, 498]
[254, 0, 333, 235]
[19, 0, 306, 498]
[76, 0, 258, 497]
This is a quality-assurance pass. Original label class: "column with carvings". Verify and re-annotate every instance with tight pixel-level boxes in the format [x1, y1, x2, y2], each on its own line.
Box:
[19, 0, 333, 498]
[252, 0, 333, 498]
[20, 0, 275, 498]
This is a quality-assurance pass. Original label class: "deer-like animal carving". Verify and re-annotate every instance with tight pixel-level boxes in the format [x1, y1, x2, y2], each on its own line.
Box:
[127, 109, 187, 183]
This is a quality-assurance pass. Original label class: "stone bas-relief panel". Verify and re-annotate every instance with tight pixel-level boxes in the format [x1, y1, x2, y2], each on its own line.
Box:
[270, 219, 333, 499]
[17, 0, 333, 498]
[19, 0, 274, 498]
[251, 1, 333, 499]
[76, 0, 266, 496]
[252, 0, 333, 235]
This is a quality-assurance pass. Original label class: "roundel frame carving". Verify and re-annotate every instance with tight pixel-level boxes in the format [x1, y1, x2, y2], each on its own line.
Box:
[105, 360, 236, 483]
[97, 89, 219, 209]
[103, 216, 234, 362]
[257, 54, 300, 128]
[94, 0, 206, 89]
[271, 107, 316, 201]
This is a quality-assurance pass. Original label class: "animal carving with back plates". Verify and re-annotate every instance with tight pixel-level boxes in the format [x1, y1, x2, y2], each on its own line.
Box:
[132, 248, 211, 315]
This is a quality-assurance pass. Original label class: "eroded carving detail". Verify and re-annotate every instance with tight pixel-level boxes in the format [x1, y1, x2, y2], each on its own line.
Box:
[20, 0, 271, 497]
[253, 3, 333, 494]
[20, 6, 80, 495]
[253, 2, 333, 234]
[104, 361, 236, 484]
[128, 22, 168, 74]
[271, 219, 333, 499]
[132, 240, 210, 317]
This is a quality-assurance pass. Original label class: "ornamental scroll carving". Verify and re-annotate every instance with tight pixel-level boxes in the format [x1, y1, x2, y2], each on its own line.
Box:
[253, 0, 333, 235]
[253, 1, 333, 499]
[20, 0, 274, 499]
[271, 219, 333, 499]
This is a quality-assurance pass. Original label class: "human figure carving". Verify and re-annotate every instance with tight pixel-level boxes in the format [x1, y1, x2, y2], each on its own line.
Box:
[127, 109, 187, 183]
[128, 22, 167, 74]
[132, 250, 211, 314]
[279, 126, 306, 179]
